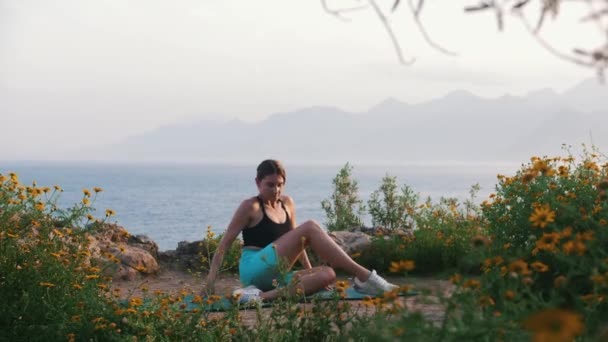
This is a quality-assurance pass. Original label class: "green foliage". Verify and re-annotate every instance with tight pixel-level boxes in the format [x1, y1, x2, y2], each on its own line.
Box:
[321, 163, 365, 231]
[197, 226, 242, 274]
[367, 174, 418, 230]
[476, 150, 608, 314]
[0, 174, 121, 341]
[358, 187, 484, 275]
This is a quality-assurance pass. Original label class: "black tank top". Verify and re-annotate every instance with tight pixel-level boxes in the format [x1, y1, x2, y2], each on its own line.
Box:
[242, 197, 292, 248]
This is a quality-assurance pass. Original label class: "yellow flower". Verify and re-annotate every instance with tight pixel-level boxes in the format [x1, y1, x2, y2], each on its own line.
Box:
[86, 214, 95, 221]
[562, 240, 586, 256]
[449, 273, 462, 284]
[478, 295, 495, 307]
[533, 232, 560, 255]
[35, 202, 45, 211]
[50, 252, 62, 259]
[529, 204, 556, 228]
[584, 160, 599, 171]
[576, 231, 594, 242]
[129, 297, 143, 307]
[463, 279, 481, 290]
[93, 187, 103, 193]
[88, 267, 101, 273]
[523, 309, 584, 342]
[389, 260, 415, 273]
[533, 160, 555, 176]
[522, 170, 538, 184]
[54, 185, 62, 192]
[335, 280, 348, 289]
[83, 189, 91, 197]
[85, 274, 99, 280]
[504, 290, 516, 300]
[82, 198, 90, 206]
[508, 260, 531, 276]
[530, 261, 549, 273]
[105, 209, 115, 217]
[40, 282, 55, 288]
[581, 293, 604, 304]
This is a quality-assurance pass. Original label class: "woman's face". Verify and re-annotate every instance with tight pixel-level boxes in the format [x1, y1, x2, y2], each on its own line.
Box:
[256, 174, 285, 201]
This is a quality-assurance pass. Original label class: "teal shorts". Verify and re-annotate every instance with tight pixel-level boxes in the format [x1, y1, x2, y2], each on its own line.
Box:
[239, 244, 295, 291]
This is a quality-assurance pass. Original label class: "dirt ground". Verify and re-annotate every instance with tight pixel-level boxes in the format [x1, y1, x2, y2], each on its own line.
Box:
[111, 268, 453, 326]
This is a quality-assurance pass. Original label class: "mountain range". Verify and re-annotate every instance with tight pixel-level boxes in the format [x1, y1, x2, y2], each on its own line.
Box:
[84, 79, 607, 164]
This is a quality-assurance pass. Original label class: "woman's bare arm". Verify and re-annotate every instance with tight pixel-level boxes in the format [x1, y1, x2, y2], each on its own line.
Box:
[204, 200, 251, 294]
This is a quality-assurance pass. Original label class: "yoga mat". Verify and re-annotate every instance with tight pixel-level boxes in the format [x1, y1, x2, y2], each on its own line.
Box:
[183, 286, 419, 312]
[119, 286, 419, 312]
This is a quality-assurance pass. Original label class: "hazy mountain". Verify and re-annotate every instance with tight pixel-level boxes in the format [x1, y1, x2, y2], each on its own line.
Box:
[82, 80, 607, 163]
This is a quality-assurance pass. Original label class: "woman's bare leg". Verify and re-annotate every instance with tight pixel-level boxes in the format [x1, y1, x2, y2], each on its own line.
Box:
[273, 220, 371, 282]
[259, 266, 336, 301]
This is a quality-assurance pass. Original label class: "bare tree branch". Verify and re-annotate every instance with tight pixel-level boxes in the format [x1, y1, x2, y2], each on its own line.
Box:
[321, 0, 369, 22]
[368, 0, 416, 65]
[407, 0, 458, 55]
[323, 0, 608, 77]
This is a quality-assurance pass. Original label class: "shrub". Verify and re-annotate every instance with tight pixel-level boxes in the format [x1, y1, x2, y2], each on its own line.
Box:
[358, 185, 485, 275]
[0, 174, 121, 341]
[367, 174, 418, 231]
[441, 150, 608, 339]
[197, 226, 242, 274]
[321, 163, 365, 231]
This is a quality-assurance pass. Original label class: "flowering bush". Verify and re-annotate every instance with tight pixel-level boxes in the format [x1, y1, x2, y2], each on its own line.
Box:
[443, 151, 608, 340]
[0, 173, 121, 340]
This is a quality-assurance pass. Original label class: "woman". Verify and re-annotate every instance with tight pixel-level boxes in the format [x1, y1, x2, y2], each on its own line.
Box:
[204, 160, 397, 303]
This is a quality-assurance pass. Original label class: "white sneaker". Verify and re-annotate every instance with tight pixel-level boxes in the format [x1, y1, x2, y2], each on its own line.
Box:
[354, 270, 399, 295]
[232, 285, 263, 305]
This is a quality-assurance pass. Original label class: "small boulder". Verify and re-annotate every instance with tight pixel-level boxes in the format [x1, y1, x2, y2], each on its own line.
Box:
[329, 231, 372, 256]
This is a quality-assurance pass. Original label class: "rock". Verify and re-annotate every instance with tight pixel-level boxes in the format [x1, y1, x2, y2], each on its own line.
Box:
[158, 239, 243, 272]
[128, 234, 159, 259]
[116, 246, 159, 274]
[86, 223, 159, 280]
[329, 231, 372, 256]
[158, 240, 209, 271]
[358, 225, 414, 238]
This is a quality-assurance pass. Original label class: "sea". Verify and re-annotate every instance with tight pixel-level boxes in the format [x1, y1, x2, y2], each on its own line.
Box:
[1, 161, 521, 251]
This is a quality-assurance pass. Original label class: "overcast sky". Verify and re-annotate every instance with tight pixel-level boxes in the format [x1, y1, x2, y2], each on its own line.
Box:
[1, 0, 603, 160]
